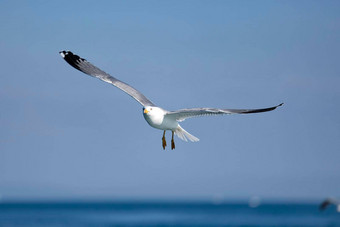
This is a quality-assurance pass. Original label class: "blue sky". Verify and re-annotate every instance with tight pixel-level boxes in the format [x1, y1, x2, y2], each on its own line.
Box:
[0, 0, 339, 201]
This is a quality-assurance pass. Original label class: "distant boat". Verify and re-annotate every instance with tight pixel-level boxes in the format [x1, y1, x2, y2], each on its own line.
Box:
[248, 196, 261, 208]
[319, 198, 340, 212]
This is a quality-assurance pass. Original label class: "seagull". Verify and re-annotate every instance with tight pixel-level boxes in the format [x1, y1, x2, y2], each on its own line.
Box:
[320, 198, 340, 212]
[59, 50, 283, 150]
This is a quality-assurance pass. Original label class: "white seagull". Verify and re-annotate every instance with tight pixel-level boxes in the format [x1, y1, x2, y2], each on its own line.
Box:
[60, 51, 283, 150]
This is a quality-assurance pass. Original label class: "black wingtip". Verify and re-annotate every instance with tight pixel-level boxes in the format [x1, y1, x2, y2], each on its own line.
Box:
[59, 50, 84, 71]
[59, 50, 72, 58]
[271, 102, 284, 111]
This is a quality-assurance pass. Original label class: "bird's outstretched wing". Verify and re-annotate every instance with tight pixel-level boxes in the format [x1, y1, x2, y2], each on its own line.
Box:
[166, 103, 283, 121]
[59, 50, 155, 107]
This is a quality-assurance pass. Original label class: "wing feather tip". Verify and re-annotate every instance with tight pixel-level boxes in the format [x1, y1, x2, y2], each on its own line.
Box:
[274, 102, 284, 110]
[59, 50, 71, 58]
[59, 51, 65, 58]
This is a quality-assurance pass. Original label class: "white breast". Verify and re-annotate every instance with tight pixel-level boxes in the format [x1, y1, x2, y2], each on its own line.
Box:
[143, 107, 178, 130]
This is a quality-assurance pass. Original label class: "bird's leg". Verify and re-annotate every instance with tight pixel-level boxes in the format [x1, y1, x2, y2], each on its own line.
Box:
[171, 131, 175, 150]
[162, 130, 167, 150]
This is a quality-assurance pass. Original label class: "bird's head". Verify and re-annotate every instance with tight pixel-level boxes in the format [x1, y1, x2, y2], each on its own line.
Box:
[143, 106, 165, 117]
[143, 106, 165, 126]
[143, 106, 154, 115]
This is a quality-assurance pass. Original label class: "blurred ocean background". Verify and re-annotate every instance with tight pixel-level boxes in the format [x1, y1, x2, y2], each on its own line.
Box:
[0, 200, 339, 226]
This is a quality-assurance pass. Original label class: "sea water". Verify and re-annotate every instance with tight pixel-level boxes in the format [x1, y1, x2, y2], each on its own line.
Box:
[0, 201, 339, 226]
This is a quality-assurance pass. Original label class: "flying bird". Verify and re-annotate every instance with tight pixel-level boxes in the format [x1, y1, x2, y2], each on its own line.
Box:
[59, 50, 283, 150]
[320, 198, 340, 212]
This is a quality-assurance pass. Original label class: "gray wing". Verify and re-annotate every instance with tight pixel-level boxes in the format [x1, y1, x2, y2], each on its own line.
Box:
[59, 50, 155, 107]
[166, 103, 283, 121]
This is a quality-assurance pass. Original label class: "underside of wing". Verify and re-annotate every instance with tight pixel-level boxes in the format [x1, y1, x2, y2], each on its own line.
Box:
[60, 50, 155, 107]
[166, 103, 283, 121]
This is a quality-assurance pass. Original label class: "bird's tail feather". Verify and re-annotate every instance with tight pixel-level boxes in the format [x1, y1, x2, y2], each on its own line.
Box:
[174, 125, 199, 142]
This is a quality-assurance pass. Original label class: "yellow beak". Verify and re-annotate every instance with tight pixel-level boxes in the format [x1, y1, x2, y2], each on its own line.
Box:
[144, 109, 149, 114]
